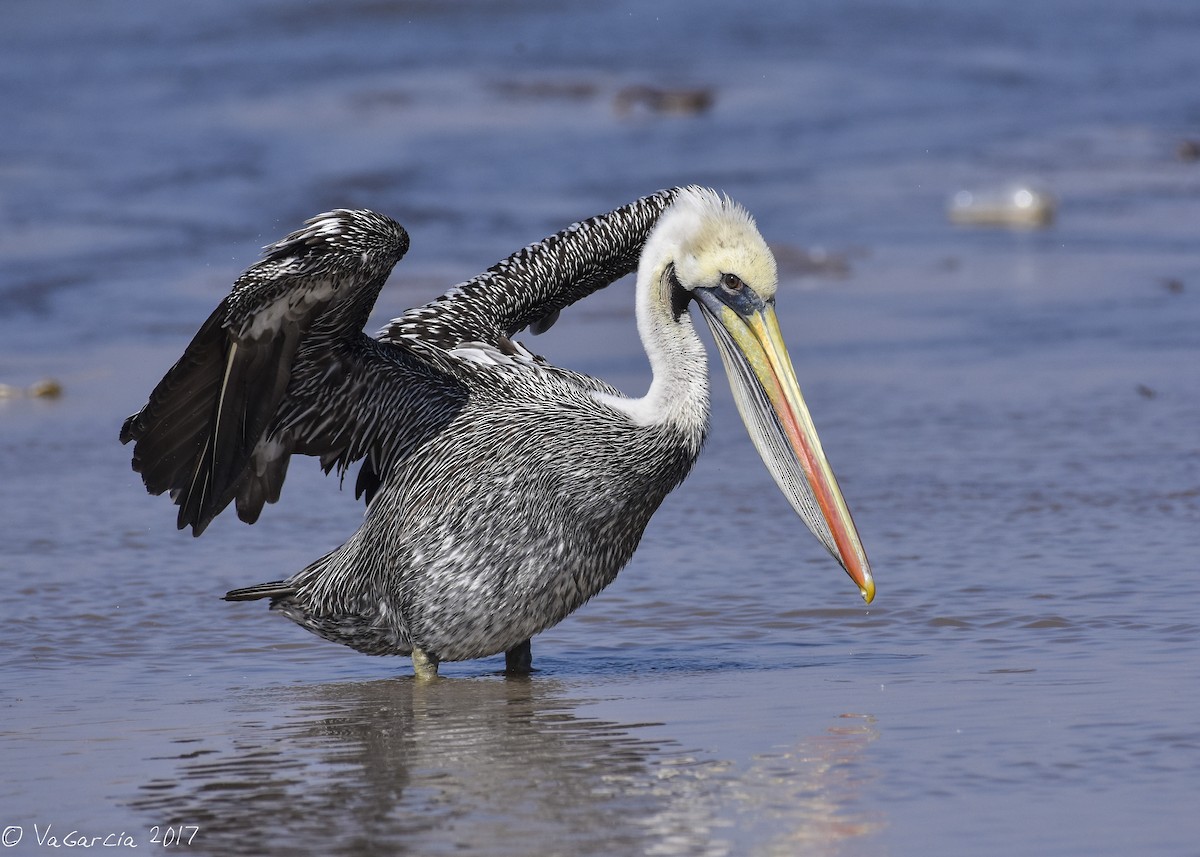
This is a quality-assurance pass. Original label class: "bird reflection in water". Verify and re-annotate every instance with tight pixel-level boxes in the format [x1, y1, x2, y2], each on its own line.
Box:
[130, 678, 881, 856]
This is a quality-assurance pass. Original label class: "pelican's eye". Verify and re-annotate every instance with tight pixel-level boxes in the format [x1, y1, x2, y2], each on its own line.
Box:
[720, 272, 746, 293]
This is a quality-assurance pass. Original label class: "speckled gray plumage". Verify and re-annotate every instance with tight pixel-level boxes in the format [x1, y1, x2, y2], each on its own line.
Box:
[123, 189, 702, 663]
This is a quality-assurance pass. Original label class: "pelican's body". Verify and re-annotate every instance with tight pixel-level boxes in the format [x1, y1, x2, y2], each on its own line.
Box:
[122, 188, 872, 677]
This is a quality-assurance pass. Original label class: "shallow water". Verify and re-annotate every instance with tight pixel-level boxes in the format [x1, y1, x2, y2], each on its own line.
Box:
[2, 1, 1199, 854]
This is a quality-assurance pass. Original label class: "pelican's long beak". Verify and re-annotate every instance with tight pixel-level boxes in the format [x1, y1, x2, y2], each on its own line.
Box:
[694, 286, 874, 603]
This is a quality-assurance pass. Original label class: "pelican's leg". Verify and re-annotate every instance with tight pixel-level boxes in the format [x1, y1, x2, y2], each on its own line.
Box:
[412, 647, 440, 680]
[504, 639, 532, 675]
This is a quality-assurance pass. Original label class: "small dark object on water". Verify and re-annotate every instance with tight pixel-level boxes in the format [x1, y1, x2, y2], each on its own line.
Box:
[491, 79, 600, 101]
[1162, 278, 1184, 294]
[771, 243, 856, 279]
[1136, 384, 1157, 399]
[614, 85, 714, 116]
[1177, 139, 1200, 162]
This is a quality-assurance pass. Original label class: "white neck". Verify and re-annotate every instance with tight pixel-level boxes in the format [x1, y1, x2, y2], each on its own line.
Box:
[592, 185, 774, 446]
[596, 260, 710, 438]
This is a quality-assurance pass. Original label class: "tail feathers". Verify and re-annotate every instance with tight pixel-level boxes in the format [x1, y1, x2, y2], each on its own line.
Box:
[224, 580, 295, 602]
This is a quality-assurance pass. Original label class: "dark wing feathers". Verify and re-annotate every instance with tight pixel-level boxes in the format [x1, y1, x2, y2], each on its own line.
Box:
[123, 191, 679, 535]
[276, 334, 468, 496]
[381, 188, 679, 350]
[122, 210, 416, 535]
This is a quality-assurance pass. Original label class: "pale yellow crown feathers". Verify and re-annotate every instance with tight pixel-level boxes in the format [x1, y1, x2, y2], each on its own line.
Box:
[646, 186, 779, 299]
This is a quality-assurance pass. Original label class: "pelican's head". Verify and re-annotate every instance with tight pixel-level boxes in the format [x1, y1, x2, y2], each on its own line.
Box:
[650, 186, 874, 603]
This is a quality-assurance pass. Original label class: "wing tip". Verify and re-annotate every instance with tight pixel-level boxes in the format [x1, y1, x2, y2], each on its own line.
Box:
[261, 209, 410, 270]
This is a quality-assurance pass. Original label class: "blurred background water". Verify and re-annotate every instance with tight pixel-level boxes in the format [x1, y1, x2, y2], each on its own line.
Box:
[1, 1, 1198, 855]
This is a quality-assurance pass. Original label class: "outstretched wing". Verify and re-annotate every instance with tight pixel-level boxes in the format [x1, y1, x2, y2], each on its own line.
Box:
[380, 188, 679, 351]
[120, 209, 461, 536]
[123, 191, 681, 536]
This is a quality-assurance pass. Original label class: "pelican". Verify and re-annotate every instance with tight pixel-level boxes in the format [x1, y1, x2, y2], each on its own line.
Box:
[121, 187, 873, 678]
